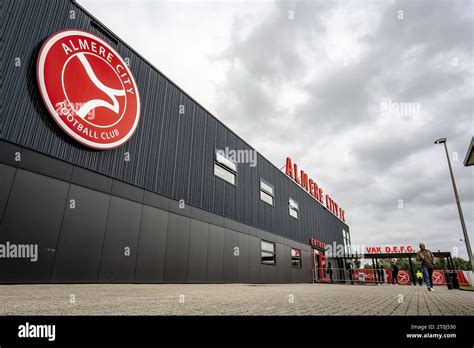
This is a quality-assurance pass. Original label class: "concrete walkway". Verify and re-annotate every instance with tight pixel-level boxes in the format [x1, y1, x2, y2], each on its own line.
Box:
[1, 283, 473, 315]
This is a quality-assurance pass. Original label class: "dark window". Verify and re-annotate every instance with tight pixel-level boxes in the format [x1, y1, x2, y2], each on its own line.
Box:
[291, 248, 302, 268]
[261, 240, 276, 265]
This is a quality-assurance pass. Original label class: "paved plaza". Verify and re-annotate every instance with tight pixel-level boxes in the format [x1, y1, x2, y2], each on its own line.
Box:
[1, 283, 473, 316]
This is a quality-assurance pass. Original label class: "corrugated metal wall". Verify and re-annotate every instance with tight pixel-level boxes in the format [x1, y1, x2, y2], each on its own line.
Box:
[0, 161, 315, 283]
[1, 0, 348, 246]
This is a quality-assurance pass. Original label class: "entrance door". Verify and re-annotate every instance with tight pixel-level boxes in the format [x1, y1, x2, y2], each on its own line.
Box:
[312, 249, 319, 282]
[312, 249, 328, 282]
[319, 255, 327, 282]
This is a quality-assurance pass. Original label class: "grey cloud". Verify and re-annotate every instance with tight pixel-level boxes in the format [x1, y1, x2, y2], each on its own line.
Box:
[215, 0, 473, 255]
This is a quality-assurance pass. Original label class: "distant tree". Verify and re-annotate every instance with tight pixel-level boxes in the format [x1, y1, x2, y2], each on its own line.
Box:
[421, 257, 471, 270]
[382, 258, 409, 270]
[360, 258, 425, 271]
[379, 259, 392, 269]
[452, 257, 472, 271]
[434, 258, 447, 270]
[353, 258, 361, 269]
[371, 257, 471, 271]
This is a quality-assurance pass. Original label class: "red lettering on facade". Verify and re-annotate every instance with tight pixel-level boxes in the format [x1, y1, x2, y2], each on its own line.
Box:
[284, 157, 346, 222]
[309, 238, 326, 250]
[300, 170, 308, 190]
[285, 157, 293, 178]
[294, 164, 300, 183]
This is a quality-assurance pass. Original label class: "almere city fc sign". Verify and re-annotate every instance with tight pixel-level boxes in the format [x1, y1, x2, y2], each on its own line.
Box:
[285, 157, 346, 222]
[36, 30, 141, 149]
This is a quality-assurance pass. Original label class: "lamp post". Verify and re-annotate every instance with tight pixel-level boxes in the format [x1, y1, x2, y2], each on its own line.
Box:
[434, 138, 474, 270]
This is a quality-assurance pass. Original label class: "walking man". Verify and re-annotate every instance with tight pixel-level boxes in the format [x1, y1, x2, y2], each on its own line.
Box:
[326, 262, 334, 283]
[379, 264, 385, 284]
[417, 243, 435, 291]
[346, 262, 354, 285]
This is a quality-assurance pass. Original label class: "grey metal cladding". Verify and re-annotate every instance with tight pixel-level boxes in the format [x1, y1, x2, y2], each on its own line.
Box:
[248, 236, 261, 283]
[187, 219, 209, 283]
[51, 184, 110, 282]
[223, 228, 238, 283]
[0, 164, 16, 222]
[71, 166, 113, 194]
[237, 232, 250, 283]
[0, 142, 22, 167]
[134, 205, 169, 283]
[207, 224, 224, 283]
[0, 169, 69, 282]
[98, 196, 142, 282]
[1, 0, 349, 248]
[163, 213, 190, 283]
[18, 149, 73, 182]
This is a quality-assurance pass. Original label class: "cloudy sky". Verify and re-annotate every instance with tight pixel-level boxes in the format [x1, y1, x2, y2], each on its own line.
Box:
[79, 0, 473, 259]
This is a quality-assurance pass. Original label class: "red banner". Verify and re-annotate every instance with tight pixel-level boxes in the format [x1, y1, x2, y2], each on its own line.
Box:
[352, 269, 471, 286]
[456, 271, 470, 286]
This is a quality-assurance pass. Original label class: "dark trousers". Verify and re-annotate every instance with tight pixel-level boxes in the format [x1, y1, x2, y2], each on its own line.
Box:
[422, 266, 434, 287]
[392, 272, 398, 284]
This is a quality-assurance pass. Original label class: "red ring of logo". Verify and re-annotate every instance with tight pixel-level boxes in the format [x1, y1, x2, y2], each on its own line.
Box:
[398, 271, 409, 284]
[433, 271, 444, 284]
[37, 29, 141, 149]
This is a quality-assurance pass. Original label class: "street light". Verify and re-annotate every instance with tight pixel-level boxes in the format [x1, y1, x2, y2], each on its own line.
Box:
[434, 137, 474, 270]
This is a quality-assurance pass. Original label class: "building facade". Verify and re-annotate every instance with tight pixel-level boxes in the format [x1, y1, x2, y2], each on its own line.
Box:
[0, 0, 349, 283]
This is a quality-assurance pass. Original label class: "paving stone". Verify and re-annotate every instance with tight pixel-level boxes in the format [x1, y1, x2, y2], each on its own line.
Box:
[0, 283, 473, 315]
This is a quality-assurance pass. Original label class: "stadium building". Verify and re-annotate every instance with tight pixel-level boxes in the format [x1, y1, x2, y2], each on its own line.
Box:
[0, 0, 350, 284]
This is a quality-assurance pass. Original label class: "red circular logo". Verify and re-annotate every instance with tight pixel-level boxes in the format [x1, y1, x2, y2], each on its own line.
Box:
[37, 30, 140, 149]
[433, 271, 444, 285]
[398, 270, 410, 285]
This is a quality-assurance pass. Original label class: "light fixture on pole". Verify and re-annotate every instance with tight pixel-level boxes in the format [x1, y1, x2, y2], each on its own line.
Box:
[434, 137, 474, 270]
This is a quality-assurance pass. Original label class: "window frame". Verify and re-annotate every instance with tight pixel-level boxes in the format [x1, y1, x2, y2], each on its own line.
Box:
[288, 197, 299, 219]
[260, 240, 276, 266]
[343, 229, 351, 255]
[291, 248, 302, 268]
[214, 149, 237, 186]
[215, 150, 237, 172]
[259, 178, 275, 206]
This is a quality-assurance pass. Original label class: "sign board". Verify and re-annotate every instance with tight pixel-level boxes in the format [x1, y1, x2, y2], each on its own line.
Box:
[365, 245, 415, 254]
[309, 238, 326, 250]
[37, 30, 141, 149]
[285, 157, 345, 221]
